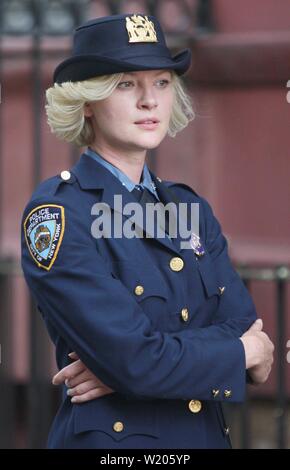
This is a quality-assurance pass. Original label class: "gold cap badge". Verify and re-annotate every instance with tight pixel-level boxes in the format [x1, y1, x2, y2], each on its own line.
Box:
[126, 15, 158, 43]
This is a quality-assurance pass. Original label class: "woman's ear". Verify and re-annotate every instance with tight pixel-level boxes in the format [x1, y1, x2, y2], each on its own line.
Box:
[84, 102, 93, 118]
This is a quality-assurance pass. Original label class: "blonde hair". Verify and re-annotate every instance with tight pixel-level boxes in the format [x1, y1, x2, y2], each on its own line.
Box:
[45, 72, 194, 147]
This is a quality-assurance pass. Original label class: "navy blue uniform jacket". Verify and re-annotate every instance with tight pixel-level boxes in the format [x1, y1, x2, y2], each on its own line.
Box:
[21, 153, 257, 449]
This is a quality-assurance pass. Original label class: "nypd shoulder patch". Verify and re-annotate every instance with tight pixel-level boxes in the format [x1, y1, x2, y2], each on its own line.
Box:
[23, 204, 65, 271]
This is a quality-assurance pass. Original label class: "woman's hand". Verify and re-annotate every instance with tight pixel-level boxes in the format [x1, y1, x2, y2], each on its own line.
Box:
[240, 319, 274, 384]
[52, 352, 115, 403]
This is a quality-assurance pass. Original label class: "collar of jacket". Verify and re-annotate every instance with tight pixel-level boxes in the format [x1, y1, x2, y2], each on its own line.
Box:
[72, 153, 178, 199]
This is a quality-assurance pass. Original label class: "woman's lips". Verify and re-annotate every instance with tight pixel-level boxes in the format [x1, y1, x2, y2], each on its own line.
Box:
[135, 119, 160, 130]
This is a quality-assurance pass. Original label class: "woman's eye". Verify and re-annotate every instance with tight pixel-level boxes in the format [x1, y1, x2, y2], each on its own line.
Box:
[117, 81, 134, 89]
[156, 79, 170, 87]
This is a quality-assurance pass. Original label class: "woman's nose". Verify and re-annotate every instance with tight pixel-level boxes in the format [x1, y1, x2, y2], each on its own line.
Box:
[137, 88, 158, 110]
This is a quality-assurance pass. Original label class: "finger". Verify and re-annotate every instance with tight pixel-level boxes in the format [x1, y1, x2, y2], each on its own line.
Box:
[71, 388, 114, 404]
[67, 379, 106, 397]
[52, 359, 87, 385]
[242, 319, 263, 338]
[68, 351, 79, 360]
[264, 363, 272, 381]
[261, 366, 271, 383]
[65, 369, 105, 388]
[250, 319, 263, 332]
[53, 359, 87, 385]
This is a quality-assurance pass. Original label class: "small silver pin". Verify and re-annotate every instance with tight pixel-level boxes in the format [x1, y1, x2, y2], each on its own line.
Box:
[219, 286, 226, 295]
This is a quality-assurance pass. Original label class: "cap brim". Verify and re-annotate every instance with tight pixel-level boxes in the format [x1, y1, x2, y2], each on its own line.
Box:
[53, 49, 191, 83]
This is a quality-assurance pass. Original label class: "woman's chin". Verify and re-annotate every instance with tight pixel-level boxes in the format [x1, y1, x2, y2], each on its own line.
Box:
[136, 135, 165, 150]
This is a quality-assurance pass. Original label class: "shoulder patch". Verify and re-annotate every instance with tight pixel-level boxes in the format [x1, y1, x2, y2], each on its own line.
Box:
[23, 204, 65, 271]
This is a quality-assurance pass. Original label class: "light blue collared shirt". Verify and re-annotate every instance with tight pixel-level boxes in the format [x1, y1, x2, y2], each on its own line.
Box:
[85, 147, 160, 200]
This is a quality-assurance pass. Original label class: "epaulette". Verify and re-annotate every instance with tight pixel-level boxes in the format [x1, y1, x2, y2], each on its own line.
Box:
[30, 170, 76, 200]
[162, 180, 200, 198]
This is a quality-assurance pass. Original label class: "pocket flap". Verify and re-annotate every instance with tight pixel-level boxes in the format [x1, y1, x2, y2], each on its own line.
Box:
[111, 261, 169, 301]
[73, 394, 159, 442]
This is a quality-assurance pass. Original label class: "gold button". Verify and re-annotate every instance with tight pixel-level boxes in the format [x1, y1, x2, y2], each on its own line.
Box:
[218, 286, 226, 295]
[113, 421, 124, 433]
[188, 399, 202, 413]
[212, 389, 220, 398]
[60, 170, 71, 181]
[224, 390, 232, 398]
[134, 285, 144, 296]
[169, 257, 184, 272]
[180, 308, 189, 322]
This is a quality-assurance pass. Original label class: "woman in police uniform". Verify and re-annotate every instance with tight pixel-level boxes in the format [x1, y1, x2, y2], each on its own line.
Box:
[21, 13, 274, 449]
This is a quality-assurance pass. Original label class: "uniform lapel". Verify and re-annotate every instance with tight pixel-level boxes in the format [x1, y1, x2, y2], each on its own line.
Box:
[150, 173, 192, 253]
